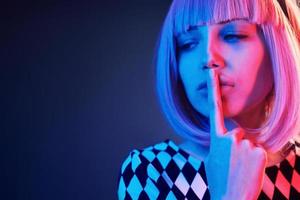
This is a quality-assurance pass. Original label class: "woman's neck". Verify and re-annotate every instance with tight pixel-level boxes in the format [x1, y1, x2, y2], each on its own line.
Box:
[232, 100, 267, 129]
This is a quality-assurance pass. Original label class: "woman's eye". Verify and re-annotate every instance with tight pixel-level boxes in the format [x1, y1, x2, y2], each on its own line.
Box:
[178, 41, 198, 50]
[224, 34, 248, 42]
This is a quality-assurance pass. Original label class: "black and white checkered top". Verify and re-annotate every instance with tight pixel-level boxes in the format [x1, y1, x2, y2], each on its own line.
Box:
[117, 139, 300, 199]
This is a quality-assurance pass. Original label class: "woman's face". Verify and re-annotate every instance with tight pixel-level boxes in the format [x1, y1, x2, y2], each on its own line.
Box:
[177, 19, 274, 124]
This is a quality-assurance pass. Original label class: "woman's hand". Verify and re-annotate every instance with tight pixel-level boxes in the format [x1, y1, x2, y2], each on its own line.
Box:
[204, 69, 267, 200]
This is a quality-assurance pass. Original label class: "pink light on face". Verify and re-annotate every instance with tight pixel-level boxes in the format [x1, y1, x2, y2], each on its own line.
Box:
[177, 19, 273, 128]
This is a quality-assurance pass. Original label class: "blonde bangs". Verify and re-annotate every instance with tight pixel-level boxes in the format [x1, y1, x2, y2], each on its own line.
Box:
[170, 0, 286, 36]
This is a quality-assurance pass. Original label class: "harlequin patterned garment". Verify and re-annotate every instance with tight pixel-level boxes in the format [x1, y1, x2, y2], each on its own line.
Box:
[117, 139, 300, 200]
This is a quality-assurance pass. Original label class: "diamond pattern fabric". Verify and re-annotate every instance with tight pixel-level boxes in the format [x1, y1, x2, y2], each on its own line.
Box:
[118, 139, 300, 199]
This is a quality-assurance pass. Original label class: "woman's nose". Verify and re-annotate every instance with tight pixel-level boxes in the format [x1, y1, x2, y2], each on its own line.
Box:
[201, 35, 225, 70]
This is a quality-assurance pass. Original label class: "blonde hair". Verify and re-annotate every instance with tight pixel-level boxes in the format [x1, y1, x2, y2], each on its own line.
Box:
[155, 0, 300, 152]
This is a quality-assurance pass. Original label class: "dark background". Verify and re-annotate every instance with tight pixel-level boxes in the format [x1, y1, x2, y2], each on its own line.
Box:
[1, 0, 183, 199]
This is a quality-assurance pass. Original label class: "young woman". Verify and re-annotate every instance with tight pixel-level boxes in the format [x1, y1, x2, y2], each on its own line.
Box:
[118, 0, 300, 199]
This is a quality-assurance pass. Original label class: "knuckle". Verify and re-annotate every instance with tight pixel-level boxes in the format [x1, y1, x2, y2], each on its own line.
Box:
[227, 134, 238, 144]
[232, 135, 240, 144]
[241, 139, 253, 149]
[224, 130, 242, 144]
[253, 147, 267, 158]
[252, 147, 267, 164]
[228, 129, 244, 144]
[232, 128, 245, 138]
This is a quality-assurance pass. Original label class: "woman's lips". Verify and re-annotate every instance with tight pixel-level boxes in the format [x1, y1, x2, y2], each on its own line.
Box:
[197, 81, 235, 90]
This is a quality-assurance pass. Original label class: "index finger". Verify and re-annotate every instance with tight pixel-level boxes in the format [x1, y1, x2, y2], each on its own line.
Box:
[207, 69, 227, 136]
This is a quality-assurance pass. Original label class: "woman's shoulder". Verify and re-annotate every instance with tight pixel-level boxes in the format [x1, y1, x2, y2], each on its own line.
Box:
[119, 139, 204, 175]
[118, 139, 208, 199]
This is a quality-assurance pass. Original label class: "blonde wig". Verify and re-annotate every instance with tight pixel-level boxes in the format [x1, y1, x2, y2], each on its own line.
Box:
[155, 0, 300, 152]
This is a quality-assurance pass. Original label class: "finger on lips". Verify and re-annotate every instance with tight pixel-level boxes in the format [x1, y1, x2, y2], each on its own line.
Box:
[207, 69, 227, 136]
